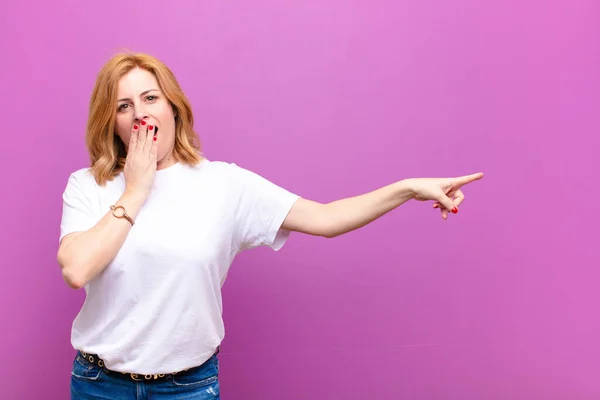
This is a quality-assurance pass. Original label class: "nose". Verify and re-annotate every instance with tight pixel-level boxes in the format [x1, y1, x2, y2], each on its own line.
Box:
[133, 104, 149, 123]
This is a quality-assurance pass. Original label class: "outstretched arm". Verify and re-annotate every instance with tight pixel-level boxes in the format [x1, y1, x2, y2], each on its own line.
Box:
[281, 173, 484, 238]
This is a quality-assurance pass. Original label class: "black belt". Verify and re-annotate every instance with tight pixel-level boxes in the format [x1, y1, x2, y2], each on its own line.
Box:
[77, 346, 220, 382]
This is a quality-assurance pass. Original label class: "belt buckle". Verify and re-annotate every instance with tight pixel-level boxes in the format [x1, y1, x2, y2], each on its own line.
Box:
[129, 373, 144, 382]
[127, 373, 166, 381]
[129, 374, 152, 382]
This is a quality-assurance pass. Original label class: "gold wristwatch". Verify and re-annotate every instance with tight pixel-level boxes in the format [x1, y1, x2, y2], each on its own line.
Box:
[110, 205, 135, 226]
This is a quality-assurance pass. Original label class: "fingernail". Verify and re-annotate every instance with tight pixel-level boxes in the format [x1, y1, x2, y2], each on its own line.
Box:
[141, 120, 146, 125]
[133, 125, 139, 130]
[148, 125, 154, 130]
[452, 207, 458, 214]
[153, 136, 157, 141]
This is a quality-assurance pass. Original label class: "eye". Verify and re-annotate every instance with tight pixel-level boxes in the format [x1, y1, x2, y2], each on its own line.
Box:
[118, 103, 130, 112]
[146, 95, 158, 102]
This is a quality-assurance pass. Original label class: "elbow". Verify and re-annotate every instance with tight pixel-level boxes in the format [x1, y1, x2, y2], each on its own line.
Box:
[62, 270, 86, 290]
[319, 218, 344, 239]
[322, 216, 345, 239]
[296, 225, 339, 239]
[57, 252, 87, 290]
[323, 230, 340, 239]
[322, 226, 343, 239]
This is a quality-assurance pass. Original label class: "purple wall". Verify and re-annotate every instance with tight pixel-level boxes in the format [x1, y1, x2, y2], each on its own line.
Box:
[2, 0, 598, 398]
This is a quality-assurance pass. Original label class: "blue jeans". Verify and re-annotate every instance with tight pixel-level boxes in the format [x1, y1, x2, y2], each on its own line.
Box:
[70, 351, 220, 399]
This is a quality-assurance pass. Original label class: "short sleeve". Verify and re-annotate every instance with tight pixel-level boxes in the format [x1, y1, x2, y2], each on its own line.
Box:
[59, 170, 99, 243]
[231, 163, 300, 252]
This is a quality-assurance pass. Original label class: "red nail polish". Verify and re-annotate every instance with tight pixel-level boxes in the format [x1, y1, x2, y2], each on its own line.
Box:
[133, 125, 139, 130]
[148, 125, 154, 130]
[141, 120, 146, 125]
[452, 207, 458, 214]
[153, 136, 157, 141]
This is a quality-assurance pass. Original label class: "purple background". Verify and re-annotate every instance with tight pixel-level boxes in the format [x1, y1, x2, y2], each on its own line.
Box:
[1, 0, 598, 398]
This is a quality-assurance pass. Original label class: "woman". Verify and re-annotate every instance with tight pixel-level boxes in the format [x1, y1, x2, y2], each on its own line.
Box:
[58, 52, 483, 399]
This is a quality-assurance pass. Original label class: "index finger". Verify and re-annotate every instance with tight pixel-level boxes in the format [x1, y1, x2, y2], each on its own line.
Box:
[452, 172, 484, 188]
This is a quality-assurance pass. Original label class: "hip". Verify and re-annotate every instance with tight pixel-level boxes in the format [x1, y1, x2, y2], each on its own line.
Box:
[70, 350, 220, 399]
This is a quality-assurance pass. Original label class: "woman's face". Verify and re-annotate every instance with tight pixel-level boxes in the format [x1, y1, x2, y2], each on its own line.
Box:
[115, 67, 177, 169]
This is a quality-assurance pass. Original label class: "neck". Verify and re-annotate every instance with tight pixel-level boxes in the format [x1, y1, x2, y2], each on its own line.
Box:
[157, 153, 177, 171]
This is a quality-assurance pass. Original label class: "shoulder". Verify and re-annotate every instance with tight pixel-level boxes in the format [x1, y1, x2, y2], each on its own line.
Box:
[68, 167, 94, 180]
[187, 159, 286, 197]
[187, 159, 251, 180]
[62, 167, 102, 197]
[64, 167, 96, 186]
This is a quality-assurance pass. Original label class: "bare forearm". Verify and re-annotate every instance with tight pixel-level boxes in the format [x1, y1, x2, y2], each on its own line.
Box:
[284, 172, 483, 237]
[57, 191, 145, 289]
[322, 179, 415, 238]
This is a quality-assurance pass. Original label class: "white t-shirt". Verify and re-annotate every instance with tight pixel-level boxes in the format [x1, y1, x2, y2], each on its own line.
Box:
[59, 159, 300, 374]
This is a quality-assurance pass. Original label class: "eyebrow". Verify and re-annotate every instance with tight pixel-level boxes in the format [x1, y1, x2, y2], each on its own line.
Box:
[118, 89, 159, 102]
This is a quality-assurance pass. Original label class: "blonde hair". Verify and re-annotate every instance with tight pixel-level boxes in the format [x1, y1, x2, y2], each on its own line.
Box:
[86, 52, 203, 185]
